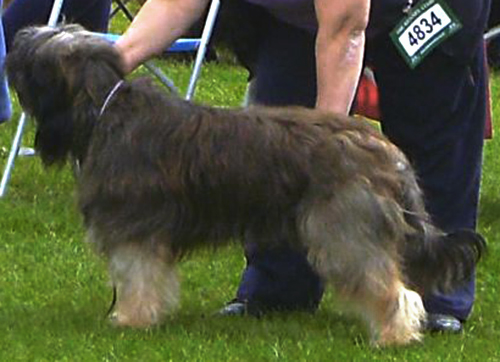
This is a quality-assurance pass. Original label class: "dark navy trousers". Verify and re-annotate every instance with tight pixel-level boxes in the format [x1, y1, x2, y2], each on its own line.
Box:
[236, 15, 487, 320]
[236, 21, 323, 312]
[0, 0, 12, 124]
[2, 0, 112, 52]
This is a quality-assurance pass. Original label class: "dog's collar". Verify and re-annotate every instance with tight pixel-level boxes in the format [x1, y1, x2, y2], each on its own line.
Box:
[98, 80, 124, 117]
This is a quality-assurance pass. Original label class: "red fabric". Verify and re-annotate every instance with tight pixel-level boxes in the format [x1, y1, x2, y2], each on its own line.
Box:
[353, 72, 380, 121]
[354, 69, 493, 139]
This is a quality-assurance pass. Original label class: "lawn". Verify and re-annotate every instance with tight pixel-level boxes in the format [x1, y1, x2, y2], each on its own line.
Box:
[0, 15, 500, 362]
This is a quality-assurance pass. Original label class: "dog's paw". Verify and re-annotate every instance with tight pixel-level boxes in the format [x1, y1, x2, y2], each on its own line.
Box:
[376, 287, 425, 346]
[108, 309, 161, 328]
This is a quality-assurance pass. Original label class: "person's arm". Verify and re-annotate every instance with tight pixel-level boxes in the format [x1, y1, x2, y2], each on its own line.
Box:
[314, 0, 370, 114]
[115, 0, 209, 73]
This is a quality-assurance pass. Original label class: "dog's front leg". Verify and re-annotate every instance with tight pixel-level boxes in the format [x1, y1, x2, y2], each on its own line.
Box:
[107, 241, 179, 328]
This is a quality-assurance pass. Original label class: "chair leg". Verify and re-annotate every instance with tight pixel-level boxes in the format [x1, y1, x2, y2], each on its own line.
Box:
[185, 0, 220, 100]
[0, 112, 26, 198]
[110, 0, 135, 21]
[485, 26, 500, 42]
[47, 0, 65, 27]
[143, 61, 180, 94]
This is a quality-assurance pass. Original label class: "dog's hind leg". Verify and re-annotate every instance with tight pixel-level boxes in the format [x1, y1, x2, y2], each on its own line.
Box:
[299, 186, 425, 346]
[107, 240, 180, 328]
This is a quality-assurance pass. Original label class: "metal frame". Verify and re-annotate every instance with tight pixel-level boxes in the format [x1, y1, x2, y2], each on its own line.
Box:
[485, 26, 500, 42]
[0, 0, 220, 197]
[110, 0, 135, 22]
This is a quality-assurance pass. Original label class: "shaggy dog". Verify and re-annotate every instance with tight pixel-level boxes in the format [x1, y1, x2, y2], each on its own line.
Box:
[6, 24, 486, 346]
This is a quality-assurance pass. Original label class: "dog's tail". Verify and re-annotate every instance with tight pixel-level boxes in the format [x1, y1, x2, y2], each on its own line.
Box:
[402, 227, 486, 294]
[393, 159, 487, 294]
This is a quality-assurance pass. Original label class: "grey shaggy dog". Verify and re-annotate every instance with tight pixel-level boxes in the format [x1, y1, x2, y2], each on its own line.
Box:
[6, 24, 486, 346]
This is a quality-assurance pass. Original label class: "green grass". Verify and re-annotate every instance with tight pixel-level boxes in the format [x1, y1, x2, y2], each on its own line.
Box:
[1, 15, 500, 361]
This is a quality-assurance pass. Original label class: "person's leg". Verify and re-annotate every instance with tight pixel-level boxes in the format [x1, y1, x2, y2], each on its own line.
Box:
[487, 0, 500, 69]
[245, 21, 317, 108]
[3, 0, 112, 51]
[224, 18, 323, 314]
[419, 45, 486, 322]
[0, 0, 12, 124]
[65, 0, 112, 33]
[370, 35, 487, 324]
[235, 243, 323, 314]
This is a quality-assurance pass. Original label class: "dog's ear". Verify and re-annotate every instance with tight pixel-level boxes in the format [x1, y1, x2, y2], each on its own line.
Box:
[17, 58, 77, 166]
[60, 42, 125, 105]
[34, 106, 75, 167]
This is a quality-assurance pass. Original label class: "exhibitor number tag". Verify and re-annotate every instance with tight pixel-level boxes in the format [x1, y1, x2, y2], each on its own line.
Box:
[390, 0, 462, 68]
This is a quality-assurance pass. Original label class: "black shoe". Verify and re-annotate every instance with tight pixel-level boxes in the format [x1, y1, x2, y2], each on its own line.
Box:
[216, 299, 263, 317]
[217, 299, 247, 316]
[425, 313, 463, 333]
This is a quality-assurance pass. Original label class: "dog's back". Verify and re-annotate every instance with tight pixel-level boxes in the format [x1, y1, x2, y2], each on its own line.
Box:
[79, 76, 411, 251]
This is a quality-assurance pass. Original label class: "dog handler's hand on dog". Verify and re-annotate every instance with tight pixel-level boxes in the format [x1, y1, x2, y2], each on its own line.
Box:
[115, 0, 370, 116]
[115, 0, 209, 73]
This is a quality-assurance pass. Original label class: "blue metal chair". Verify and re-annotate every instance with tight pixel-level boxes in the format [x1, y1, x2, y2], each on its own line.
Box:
[0, 0, 220, 197]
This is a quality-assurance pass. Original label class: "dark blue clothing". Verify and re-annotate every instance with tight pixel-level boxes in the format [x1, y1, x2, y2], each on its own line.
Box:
[236, 0, 490, 320]
[2, 0, 112, 52]
[488, 0, 500, 68]
[0, 0, 12, 124]
[236, 20, 323, 311]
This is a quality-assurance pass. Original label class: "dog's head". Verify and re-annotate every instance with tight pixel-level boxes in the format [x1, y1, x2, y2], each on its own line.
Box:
[6, 24, 125, 165]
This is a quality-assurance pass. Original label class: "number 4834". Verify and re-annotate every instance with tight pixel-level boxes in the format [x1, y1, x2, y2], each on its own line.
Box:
[408, 11, 442, 46]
